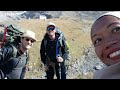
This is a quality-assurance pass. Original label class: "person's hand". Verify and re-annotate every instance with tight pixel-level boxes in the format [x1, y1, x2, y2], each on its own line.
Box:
[44, 64, 49, 72]
[56, 56, 63, 62]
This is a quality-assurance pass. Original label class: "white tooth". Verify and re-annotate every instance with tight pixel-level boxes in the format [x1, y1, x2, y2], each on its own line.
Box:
[110, 54, 112, 58]
[110, 52, 116, 58]
[112, 53, 116, 57]
[116, 51, 120, 56]
[110, 53, 114, 58]
[109, 54, 111, 57]
[109, 50, 120, 58]
[118, 51, 120, 54]
[116, 51, 119, 55]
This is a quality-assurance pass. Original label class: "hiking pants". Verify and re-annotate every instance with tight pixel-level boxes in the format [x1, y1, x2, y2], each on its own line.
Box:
[46, 62, 66, 79]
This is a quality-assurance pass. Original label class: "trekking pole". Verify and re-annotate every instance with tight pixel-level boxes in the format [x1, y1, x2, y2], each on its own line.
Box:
[58, 62, 61, 79]
[56, 40, 62, 79]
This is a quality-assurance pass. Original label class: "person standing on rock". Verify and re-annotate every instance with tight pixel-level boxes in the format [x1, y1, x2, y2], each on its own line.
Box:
[0, 29, 36, 79]
[40, 22, 70, 79]
[91, 11, 120, 79]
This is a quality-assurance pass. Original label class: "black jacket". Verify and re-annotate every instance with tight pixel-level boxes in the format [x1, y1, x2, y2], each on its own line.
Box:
[40, 33, 69, 65]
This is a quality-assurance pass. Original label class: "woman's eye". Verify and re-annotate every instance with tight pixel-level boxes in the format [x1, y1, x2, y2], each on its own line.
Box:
[94, 38, 102, 46]
[112, 27, 120, 33]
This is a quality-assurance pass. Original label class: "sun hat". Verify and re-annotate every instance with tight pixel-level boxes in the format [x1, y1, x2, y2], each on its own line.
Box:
[21, 30, 36, 41]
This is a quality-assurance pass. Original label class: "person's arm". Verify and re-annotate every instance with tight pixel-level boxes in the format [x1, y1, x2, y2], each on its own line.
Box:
[40, 39, 46, 65]
[0, 45, 13, 65]
[0, 45, 13, 79]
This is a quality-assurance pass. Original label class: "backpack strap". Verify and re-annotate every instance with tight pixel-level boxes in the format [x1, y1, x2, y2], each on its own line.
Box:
[11, 44, 29, 65]
[58, 34, 63, 47]
[56, 34, 64, 57]
[43, 38, 47, 52]
[10, 44, 18, 58]
[25, 50, 29, 65]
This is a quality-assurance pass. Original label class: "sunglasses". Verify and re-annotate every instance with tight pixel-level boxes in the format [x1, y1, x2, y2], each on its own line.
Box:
[25, 38, 35, 43]
[47, 26, 55, 31]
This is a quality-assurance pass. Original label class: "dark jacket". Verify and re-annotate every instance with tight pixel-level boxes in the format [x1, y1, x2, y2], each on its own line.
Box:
[93, 62, 120, 79]
[40, 33, 69, 65]
[0, 44, 29, 79]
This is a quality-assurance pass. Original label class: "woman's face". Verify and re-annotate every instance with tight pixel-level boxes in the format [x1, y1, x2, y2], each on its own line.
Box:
[91, 16, 120, 66]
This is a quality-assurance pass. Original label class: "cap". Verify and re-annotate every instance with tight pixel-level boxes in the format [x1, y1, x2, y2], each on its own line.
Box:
[47, 22, 56, 28]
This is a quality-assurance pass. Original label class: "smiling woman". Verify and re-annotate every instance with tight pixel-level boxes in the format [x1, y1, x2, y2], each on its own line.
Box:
[91, 11, 120, 79]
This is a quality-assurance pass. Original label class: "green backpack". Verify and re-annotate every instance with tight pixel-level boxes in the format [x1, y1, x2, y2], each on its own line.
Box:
[0, 24, 25, 48]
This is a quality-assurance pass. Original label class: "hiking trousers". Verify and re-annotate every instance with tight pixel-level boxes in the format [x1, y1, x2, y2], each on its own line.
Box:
[46, 62, 66, 79]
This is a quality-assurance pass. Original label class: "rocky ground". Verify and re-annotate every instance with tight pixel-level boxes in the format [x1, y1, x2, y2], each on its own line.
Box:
[66, 46, 106, 79]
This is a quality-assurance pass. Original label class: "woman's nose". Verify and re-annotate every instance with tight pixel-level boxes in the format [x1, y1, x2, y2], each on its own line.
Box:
[104, 40, 117, 50]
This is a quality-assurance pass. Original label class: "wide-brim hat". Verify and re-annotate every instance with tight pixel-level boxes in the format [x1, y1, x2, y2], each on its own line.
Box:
[21, 30, 36, 41]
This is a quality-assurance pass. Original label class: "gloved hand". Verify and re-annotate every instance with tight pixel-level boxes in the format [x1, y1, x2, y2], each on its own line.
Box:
[44, 64, 49, 72]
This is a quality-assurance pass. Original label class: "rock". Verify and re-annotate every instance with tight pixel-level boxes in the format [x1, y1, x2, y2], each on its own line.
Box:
[94, 65, 103, 70]
[27, 66, 32, 71]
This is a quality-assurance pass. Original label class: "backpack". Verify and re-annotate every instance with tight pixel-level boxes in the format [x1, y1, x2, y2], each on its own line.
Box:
[0, 24, 29, 70]
[0, 24, 25, 48]
[55, 27, 69, 50]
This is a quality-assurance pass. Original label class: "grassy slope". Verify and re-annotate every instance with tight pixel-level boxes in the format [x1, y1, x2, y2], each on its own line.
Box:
[1, 18, 93, 78]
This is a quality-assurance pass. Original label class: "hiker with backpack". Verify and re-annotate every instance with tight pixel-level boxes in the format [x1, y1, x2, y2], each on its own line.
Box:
[40, 22, 70, 79]
[0, 25, 36, 79]
[91, 11, 120, 79]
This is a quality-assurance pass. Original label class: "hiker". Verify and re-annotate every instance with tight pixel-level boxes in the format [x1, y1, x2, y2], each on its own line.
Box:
[40, 22, 69, 79]
[91, 11, 120, 79]
[0, 30, 36, 79]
